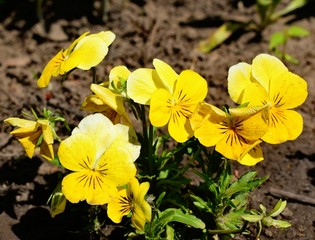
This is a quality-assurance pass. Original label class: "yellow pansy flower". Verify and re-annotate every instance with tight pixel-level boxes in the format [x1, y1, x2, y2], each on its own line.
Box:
[127, 59, 208, 142]
[37, 31, 116, 88]
[58, 113, 140, 205]
[190, 102, 269, 164]
[107, 178, 151, 231]
[228, 53, 308, 144]
[4, 117, 54, 160]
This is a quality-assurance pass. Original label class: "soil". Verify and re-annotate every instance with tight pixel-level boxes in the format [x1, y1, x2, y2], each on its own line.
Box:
[0, 0, 314, 239]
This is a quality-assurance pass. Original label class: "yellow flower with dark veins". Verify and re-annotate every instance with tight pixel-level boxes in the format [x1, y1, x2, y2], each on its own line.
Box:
[127, 59, 208, 142]
[58, 113, 140, 205]
[37, 31, 116, 88]
[190, 102, 269, 165]
[4, 117, 54, 160]
[107, 178, 151, 231]
[228, 53, 308, 144]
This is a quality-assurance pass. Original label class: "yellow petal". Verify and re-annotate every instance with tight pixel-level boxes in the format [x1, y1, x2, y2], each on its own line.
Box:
[107, 188, 129, 223]
[58, 132, 96, 171]
[252, 53, 288, 91]
[61, 36, 109, 72]
[175, 70, 208, 105]
[61, 170, 117, 205]
[4, 118, 37, 128]
[38, 119, 54, 145]
[238, 143, 264, 166]
[18, 130, 42, 158]
[72, 113, 116, 160]
[168, 110, 193, 143]
[149, 88, 172, 127]
[98, 147, 137, 186]
[263, 108, 304, 144]
[228, 105, 269, 141]
[91, 84, 131, 124]
[81, 94, 110, 113]
[64, 31, 90, 56]
[192, 103, 226, 147]
[153, 59, 178, 93]
[268, 71, 308, 109]
[127, 68, 164, 104]
[92, 31, 116, 46]
[37, 50, 65, 88]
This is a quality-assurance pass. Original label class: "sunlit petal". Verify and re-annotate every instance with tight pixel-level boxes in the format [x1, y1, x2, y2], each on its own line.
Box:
[168, 110, 193, 143]
[37, 50, 65, 88]
[127, 68, 164, 104]
[149, 88, 172, 127]
[18, 130, 42, 158]
[72, 113, 116, 159]
[153, 58, 178, 93]
[252, 53, 288, 91]
[263, 109, 304, 144]
[269, 71, 308, 109]
[58, 132, 96, 171]
[238, 142, 264, 166]
[109, 65, 131, 91]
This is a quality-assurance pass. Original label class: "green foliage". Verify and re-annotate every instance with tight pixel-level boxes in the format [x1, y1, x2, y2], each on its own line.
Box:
[269, 25, 310, 64]
[200, 0, 309, 53]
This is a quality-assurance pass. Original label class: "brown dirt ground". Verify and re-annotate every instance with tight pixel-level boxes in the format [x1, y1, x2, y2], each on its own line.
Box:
[0, 0, 314, 239]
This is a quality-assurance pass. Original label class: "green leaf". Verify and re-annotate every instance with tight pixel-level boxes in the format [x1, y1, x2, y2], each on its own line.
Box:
[241, 214, 264, 223]
[287, 25, 310, 38]
[199, 22, 243, 53]
[272, 0, 308, 20]
[268, 199, 287, 217]
[166, 225, 175, 240]
[269, 32, 286, 50]
[270, 219, 292, 228]
[216, 208, 246, 230]
[225, 171, 267, 197]
[155, 208, 206, 230]
[190, 195, 213, 214]
[284, 53, 299, 64]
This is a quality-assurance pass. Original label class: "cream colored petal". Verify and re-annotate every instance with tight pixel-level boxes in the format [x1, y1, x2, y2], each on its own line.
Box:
[111, 124, 141, 161]
[227, 62, 252, 104]
[58, 132, 96, 172]
[153, 58, 178, 93]
[72, 113, 116, 160]
[127, 68, 164, 104]
[263, 109, 304, 144]
[252, 54, 288, 91]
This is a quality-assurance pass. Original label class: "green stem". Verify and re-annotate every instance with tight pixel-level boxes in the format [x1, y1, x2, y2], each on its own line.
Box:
[208, 222, 248, 235]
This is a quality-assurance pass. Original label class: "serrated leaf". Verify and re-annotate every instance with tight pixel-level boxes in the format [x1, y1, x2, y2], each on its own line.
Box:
[269, 32, 286, 50]
[287, 25, 310, 37]
[199, 22, 243, 53]
[155, 208, 205, 230]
